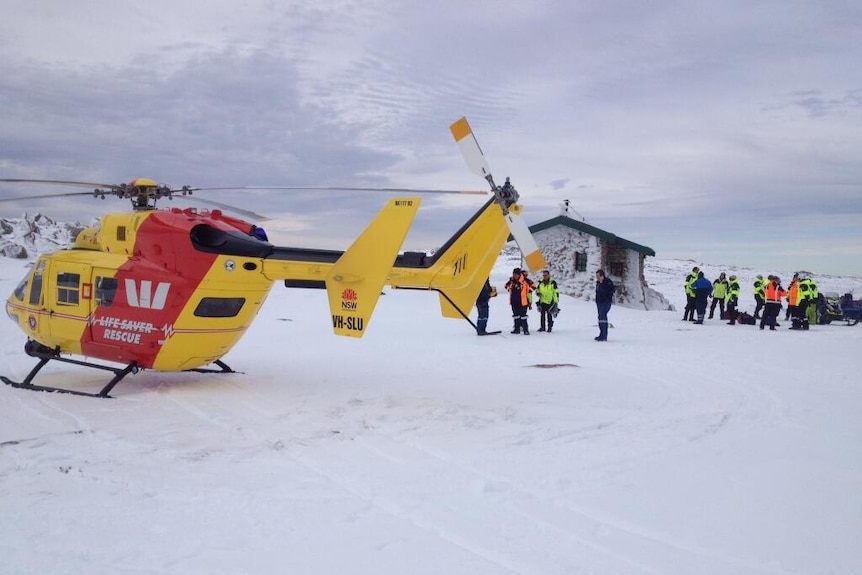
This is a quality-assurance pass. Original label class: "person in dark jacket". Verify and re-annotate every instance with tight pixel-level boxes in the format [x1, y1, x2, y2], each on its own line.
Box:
[594, 269, 614, 341]
[475, 278, 492, 335]
[692, 271, 713, 324]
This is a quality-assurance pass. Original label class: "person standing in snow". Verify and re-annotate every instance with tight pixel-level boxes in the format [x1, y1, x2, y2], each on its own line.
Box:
[725, 275, 741, 325]
[753, 275, 766, 319]
[594, 269, 614, 341]
[682, 266, 699, 321]
[535, 270, 559, 333]
[506, 267, 533, 335]
[760, 276, 786, 331]
[709, 272, 728, 319]
[692, 271, 713, 324]
[799, 276, 818, 329]
[475, 278, 493, 335]
[522, 270, 535, 311]
[785, 273, 800, 321]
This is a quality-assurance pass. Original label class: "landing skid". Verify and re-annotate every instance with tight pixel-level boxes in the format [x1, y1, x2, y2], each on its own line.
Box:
[1, 353, 139, 398]
[1, 342, 237, 398]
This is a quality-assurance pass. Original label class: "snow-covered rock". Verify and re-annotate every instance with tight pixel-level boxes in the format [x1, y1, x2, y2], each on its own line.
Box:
[0, 213, 84, 259]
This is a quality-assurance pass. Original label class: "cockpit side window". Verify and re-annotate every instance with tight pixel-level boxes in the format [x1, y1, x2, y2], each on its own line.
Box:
[13, 277, 28, 301]
[28, 260, 46, 306]
[95, 276, 119, 307]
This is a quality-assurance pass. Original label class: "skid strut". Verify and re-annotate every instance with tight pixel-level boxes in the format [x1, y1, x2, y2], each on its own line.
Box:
[1, 342, 237, 398]
[1, 342, 140, 398]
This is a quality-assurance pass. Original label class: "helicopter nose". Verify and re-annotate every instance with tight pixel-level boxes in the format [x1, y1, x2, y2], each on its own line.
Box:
[5, 298, 18, 324]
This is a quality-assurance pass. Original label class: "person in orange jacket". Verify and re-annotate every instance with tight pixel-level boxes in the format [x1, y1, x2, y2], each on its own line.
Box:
[505, 267, 534, 335]
[785, 273, 800, 321]
[760, 275, 787, 331]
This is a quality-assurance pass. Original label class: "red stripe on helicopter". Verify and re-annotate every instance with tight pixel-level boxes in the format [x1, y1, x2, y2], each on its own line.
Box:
[79, 211, 223, 368]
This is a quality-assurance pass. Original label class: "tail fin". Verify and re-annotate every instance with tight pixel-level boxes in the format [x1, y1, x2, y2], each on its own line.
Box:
[260, 196, 509, 329]
[389, 197, 510, 319]
[326, 197, 421, 337]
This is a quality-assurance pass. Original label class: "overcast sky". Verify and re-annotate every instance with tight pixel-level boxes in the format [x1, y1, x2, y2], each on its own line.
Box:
[1, 1, 860, 275]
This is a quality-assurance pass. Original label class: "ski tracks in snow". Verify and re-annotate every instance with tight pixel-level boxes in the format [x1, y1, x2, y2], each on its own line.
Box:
[159, 384, 792, 575]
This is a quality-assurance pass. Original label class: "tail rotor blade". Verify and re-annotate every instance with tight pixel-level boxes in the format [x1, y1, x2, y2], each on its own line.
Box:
[506, 207, 548, 273]
[450, 116, 548, 274]
[450, 117, 494, 186]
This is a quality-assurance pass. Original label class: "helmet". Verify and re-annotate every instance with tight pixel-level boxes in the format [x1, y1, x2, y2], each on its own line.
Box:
[729, 275, 737, 280]
[756, 275, 763, 279]
[512, 267, 521, 274]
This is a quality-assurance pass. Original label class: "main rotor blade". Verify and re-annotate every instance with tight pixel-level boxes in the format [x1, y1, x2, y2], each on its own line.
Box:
[0, 190, 105, 203]
[0, 178, 119, 189]
[186, 186, 486, 195]
[0, 178, 122, 204]
[1, 178, 486, 206]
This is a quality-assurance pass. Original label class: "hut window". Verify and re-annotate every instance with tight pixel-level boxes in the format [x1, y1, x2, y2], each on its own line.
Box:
[574, 252, 588, 272]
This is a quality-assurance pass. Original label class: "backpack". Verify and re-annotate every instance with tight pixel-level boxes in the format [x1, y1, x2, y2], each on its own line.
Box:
[738, 312, 756, 325]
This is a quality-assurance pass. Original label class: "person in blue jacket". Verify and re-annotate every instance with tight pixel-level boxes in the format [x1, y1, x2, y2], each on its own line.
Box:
[594, 269, 615, 341]
[692, 271, 713, 324]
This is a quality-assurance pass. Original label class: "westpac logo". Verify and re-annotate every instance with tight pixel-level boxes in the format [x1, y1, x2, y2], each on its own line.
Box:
[125, 279, 171, 310]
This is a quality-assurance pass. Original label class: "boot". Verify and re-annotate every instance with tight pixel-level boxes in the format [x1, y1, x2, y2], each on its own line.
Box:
[510, 319, 520, 334]
[596, 323, 608, 341]
[476, 319, 488, 335]
[521, 318, 530, 335]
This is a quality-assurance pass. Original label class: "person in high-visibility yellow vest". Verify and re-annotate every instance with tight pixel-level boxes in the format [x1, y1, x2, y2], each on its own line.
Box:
[709, 272, 729, 319]
[753, 275, 767, 319]
[535, 270, 560, 333]
[725, 275, 741, 325]
[682, 266, 699, 321]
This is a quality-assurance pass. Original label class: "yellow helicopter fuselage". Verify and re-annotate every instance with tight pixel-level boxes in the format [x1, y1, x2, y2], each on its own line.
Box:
[5, 197, 512, 374]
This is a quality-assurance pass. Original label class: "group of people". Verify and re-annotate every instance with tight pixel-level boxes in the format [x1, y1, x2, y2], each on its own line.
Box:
[683, 266, 819, 331]
[475, 267, 615, 342]
[682, 267, 739, 324]
[476, 263, 822, 340]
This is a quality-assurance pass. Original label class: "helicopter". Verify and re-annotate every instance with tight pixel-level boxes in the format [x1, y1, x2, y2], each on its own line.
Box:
[0, 117, 547, 397]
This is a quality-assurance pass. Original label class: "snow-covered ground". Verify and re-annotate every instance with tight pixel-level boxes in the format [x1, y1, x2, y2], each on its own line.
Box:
[1, 249, 861, 575]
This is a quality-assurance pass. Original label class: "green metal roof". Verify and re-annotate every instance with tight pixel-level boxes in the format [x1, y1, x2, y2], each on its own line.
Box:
[523, 216, 656, 257]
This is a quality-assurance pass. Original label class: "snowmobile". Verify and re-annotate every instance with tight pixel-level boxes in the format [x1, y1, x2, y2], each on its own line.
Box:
[817, 292, 860, 326]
